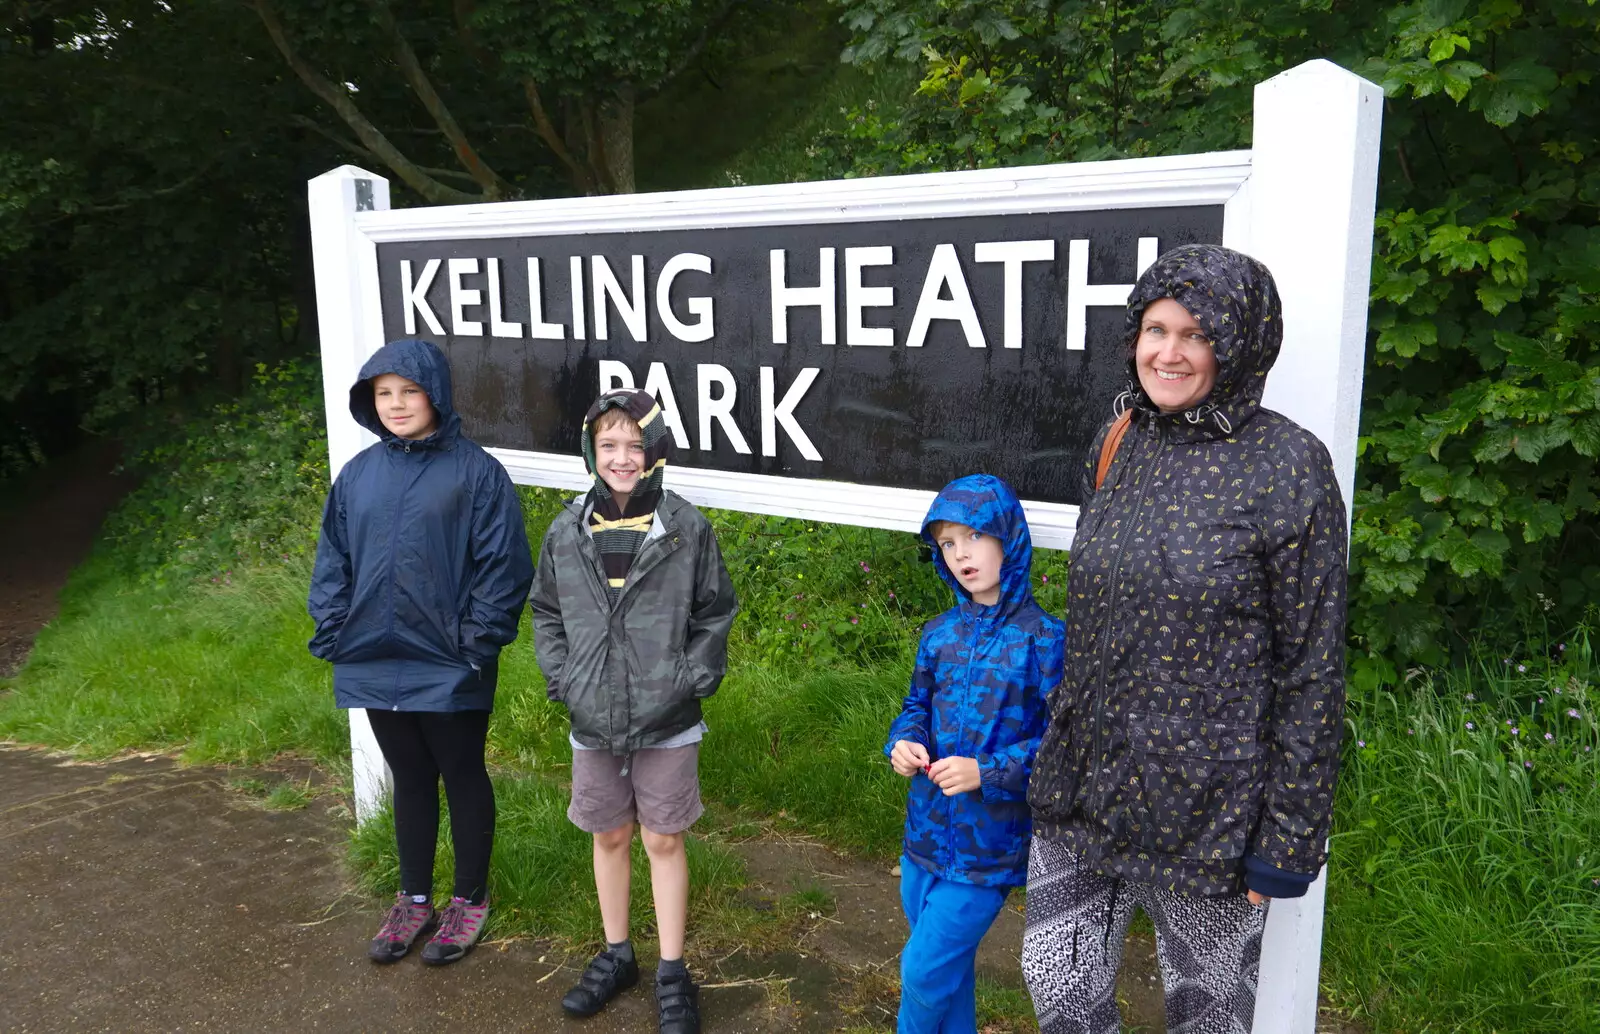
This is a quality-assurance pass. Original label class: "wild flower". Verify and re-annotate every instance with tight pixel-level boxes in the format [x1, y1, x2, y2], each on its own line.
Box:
[1466, 722, 1475, 730]
[1545, 733, 1554, 741]
[1569, 709, 1580, 719]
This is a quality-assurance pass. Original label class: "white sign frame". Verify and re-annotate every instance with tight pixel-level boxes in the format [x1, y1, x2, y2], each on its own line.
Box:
[309, 58, 1381, 1033]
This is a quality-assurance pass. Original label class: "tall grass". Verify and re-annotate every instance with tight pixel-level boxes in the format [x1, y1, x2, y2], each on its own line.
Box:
[1327, 638, 1600, 1032]
[0, 554, 348, 766]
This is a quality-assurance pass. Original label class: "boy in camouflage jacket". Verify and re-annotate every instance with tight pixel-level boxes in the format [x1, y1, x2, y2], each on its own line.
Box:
[531, 388, 737, 1034]
[885, 474, 1064, 1034]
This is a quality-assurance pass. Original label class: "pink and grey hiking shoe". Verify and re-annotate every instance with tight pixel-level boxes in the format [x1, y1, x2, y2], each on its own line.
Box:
[420, 896, 489, 965]
[368, 892, 437, 963]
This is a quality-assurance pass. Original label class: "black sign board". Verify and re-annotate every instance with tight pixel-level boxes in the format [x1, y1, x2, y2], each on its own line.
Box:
[376, 206, 1222, 506]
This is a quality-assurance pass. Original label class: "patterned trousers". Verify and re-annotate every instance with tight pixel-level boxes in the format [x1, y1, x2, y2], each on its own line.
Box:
[1021, 837, 1266, 1034]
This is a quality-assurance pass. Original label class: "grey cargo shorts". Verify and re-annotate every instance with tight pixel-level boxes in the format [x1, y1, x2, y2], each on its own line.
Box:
[567, 743, 704, 835]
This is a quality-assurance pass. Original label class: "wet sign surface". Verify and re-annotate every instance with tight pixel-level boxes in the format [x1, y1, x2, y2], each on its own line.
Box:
[376, 206, 1222, 506]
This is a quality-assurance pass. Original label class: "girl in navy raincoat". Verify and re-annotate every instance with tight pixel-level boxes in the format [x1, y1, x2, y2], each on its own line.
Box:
[308, 338, 533, 967]
[885, 474, 1064, 1034]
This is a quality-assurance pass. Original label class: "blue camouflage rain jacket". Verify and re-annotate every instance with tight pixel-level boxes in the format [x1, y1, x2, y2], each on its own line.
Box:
[307, 338, 534, 712]
[885, 475, 1065, 888]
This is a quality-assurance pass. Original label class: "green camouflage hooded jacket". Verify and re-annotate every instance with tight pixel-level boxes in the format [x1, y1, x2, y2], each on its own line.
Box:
[531, 490, 738, 755]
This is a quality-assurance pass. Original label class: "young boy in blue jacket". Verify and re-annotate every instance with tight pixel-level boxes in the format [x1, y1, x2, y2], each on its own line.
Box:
[309, 338, 533, 966]
[886, 474, 1064, 1034]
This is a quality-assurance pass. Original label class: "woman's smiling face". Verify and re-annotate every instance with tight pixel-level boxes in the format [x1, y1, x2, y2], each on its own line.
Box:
[1134, 297, 1218, 414]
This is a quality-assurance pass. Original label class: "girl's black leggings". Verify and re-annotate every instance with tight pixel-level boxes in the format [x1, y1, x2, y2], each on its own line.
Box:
[365, 709, 494, 905]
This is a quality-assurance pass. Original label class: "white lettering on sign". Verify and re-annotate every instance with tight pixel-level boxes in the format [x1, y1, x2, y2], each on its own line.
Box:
[973, 240, 1056, 349]
[844, 246, 894, 347]
[1065, 236, 1160, 351]
[760, 366, 823, 460]
[569, 255, 587, 339]
[598, 359, 632, 394]
[401, 259, 445, 336]
[657, 253, 714, 344]
[906, 243, 986, 349]
[596, 361, 822, 462]
[592, 255, 647, 342]
[643, 360, 691, 449]
[770, 248, 837, 345]
[525, 258, 564, 340]
[698, 364, 751, 455]
[486, 259, 522, 338]
[448, 258, 484, 337]
[396, 236, 1159, 350]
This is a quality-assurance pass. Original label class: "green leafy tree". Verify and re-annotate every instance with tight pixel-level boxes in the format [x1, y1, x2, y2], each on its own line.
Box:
[251, 0, 757, 198]
[826, 0, 1600, 664]
[0, 1, 328, 466]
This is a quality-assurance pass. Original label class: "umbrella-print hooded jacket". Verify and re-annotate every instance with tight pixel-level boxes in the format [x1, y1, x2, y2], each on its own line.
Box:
[307, 338, 534, 712]
[886, 475, 1065, 889]
[1027, 245, 1349, 899]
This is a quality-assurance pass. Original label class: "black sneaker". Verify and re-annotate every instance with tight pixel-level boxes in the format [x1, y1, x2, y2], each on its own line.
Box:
[656, 970, 701, 1034]
[561, 948, 640, 1018]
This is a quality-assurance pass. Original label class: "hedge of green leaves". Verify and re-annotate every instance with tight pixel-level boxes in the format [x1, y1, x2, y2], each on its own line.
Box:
[822, 0, 1600, 670]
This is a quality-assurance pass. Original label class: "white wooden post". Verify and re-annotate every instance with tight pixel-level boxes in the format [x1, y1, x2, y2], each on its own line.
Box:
[308, 165, 393, 824]
[1228, 60, 1384, 1032]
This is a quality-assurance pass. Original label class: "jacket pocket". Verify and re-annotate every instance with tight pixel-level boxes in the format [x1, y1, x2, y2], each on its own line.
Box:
[1125, 711, 1259, 861]
[678, 654, 716, 699]
[1160, 520, 1261, 588]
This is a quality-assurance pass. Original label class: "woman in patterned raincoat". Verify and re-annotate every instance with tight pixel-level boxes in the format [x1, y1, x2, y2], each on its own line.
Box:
[1022, 245, 1349, 1034]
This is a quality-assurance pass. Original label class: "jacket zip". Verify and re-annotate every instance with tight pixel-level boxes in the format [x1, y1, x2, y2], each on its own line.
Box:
[948, 610, 977, 874]
[383, 441, 416, 710]
[1088, 419, 1163, 815]
[570, 504, 686, 755]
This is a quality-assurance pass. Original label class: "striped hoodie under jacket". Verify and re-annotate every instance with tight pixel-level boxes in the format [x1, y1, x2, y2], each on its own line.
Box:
[885, 475, 1066, 889]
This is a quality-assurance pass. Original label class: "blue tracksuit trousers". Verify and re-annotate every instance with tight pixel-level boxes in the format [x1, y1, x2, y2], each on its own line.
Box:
[898, 855, 1011, 1034]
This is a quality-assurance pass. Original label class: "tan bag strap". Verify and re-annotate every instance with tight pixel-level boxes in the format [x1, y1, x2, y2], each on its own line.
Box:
[1094, 410, 1134, 491]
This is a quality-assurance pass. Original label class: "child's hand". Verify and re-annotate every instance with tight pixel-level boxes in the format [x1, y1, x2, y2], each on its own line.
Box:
[927, 757, 981, 796]
[889, 740, 930, 777]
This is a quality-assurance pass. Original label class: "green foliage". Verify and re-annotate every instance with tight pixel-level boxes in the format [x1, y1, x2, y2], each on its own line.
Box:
[103, 361, 330, 584]
[824, 0, 1600, 663]
[1, 3, 326, 458]
[1329, 630, 1600, 1031]
[708, 509, 1070, 670]
[0, 554, 349, 765]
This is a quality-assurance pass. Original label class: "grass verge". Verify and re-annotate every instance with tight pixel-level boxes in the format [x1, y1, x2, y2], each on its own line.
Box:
[6, 516, 1598, 1031]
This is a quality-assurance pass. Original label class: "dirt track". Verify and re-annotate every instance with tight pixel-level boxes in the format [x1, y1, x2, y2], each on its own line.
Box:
[0, 443, 131, 677]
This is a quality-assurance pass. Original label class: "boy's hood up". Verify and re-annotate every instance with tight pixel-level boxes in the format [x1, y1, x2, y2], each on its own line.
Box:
[349, 338, 460, 442]
[921, 474, 1034, 615]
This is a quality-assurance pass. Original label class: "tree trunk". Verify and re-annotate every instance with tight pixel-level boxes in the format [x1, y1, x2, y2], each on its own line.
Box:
[598, 84, 636, 194]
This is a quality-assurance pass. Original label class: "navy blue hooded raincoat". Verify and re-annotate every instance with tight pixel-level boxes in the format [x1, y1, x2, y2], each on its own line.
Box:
[308, 339, 534, 712]
[885, 475, 1065, 888]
